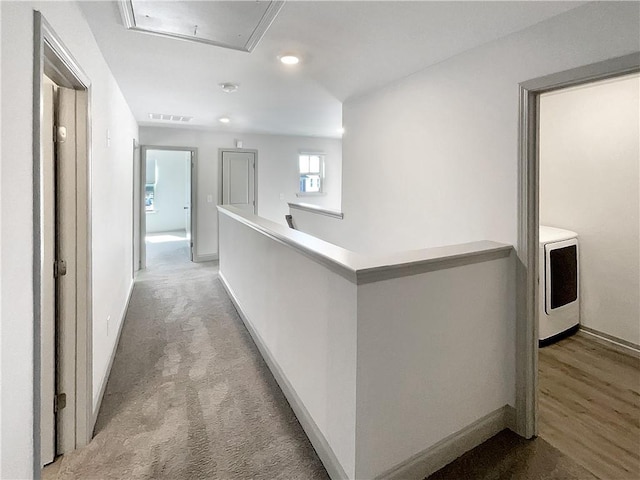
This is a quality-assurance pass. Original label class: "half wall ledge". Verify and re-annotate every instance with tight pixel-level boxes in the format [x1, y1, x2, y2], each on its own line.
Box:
[288, 201, 345, 219]
[218, 205, 512, 284]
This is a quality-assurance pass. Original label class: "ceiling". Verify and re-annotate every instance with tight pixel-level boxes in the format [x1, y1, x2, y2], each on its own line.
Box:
[78, 1, 583, 138]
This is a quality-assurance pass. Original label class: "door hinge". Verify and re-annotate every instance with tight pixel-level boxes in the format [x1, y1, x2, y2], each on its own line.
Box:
[54, 259, 67, 278]
[54, 125, 67, 143]
[54, 393, 66, 413]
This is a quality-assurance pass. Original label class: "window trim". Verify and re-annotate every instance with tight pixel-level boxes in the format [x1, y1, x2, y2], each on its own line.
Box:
[144, 183, 156, 212]
[298, 151, 325, 195]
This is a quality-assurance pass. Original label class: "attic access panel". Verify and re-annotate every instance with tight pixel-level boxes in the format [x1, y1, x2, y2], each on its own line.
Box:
[118, 0, 284, 52]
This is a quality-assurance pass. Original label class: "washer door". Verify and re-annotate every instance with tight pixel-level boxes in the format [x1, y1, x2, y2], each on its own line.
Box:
[545, 238, 579, 315]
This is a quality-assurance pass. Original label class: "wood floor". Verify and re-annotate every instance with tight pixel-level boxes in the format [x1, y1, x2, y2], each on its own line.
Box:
[539, 332, 640, 479]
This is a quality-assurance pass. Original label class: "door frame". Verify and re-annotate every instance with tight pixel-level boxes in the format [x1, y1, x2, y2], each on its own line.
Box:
[218, 148, 259, 212]
[516, 52, 640, 439]
[33, 11, 94, 472]
[132, 139, 141, 276]
[139, 145, 198, 268]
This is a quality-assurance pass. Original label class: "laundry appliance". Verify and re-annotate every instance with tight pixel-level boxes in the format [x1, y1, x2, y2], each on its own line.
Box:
[539, 226, 580, 345]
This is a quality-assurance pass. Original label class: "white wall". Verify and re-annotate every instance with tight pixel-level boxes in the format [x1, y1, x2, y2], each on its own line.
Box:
[1, 2, 138, 477]
[540, 74, 640, 346]
[219, 211, 357, 478]
[355, 255, 515, 478]
[140, 127, 342, 257]
[145, 150, 190, 233]
[317, 2, 640, 254]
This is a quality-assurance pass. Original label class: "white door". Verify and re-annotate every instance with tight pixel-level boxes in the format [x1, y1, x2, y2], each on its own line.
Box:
[222, 151, 256, 213]
[40, 81, 79, 464]
[56, 85, 78, 454]
[41, 76, 56, 466]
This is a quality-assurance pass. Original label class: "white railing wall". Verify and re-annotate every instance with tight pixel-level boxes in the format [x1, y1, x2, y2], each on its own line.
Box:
[218, 209, 358, 478]
[218, 206, 515, 480]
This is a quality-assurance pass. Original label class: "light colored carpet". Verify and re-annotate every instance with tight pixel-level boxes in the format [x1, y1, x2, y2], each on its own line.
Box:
[46, 239, 329, 479]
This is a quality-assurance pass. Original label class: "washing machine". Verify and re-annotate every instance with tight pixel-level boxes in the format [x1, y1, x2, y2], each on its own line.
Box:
[539, 226, 580, 346]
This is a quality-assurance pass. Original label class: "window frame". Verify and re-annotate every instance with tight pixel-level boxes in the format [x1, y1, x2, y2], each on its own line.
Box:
[144, 184, 156, 212]
[297, 151, 326, 196]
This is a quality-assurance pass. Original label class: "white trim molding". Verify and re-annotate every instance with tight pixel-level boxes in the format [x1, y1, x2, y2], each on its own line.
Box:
[579, 327, 640, 358]
[194, 253, 219, 263]
[116, 0, 284, 53]
[91, 281, 134, 430]
[375, 405, 515, 480]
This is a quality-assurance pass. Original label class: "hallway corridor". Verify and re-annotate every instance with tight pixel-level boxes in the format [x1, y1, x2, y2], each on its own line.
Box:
[45, 249, 328, 479]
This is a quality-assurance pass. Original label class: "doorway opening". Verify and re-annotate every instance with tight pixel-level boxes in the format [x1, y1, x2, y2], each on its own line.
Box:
[34, 11, 93, 473]
[517, 53, 639, 478]
[139, 146, 197, 269]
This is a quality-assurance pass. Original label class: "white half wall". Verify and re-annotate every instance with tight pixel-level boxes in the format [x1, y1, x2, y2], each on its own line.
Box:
[1, 2, 138, 477]
[331, 2, 640, 254]
[540, 73, 640, 346]
[218, 211, 358, 478]
[145, 149, 190, 233]
[354, 256, 515, 478]
[139, 127, 342, 257]
[218, 206, 515, 479]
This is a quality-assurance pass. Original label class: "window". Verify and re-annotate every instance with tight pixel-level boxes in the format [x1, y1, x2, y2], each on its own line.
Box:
[298, 153, 324, 194]
[145, 185, 156, 212]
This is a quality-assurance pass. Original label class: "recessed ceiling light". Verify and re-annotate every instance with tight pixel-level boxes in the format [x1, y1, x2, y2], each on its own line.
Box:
[219, 117, 230, 124]
[337, 127, 345, 134]
[220, 83, 238, 93]
[280, 55, 299, 65]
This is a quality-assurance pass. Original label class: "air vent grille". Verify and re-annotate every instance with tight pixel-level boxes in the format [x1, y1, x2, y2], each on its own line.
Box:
[148, 113, 193, 122]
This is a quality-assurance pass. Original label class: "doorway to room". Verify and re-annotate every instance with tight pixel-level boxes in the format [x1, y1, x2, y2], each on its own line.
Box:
[518, 54, 639, 479]
[139, 147, 197, 268]
[35, 12, 93, 471]
[537, 71, 639, 479]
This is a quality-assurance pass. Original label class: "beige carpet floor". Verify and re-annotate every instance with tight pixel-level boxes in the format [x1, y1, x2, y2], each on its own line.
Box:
[44, 237, 601, 480]
[45, 238, 329, 479]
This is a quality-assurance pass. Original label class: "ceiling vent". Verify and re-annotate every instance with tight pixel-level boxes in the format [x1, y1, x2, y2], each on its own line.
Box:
[148, 113, 193, 122]
[118, 0, 285, 52]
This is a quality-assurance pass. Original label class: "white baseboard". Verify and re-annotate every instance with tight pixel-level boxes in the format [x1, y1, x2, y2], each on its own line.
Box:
[375, 405, 516, 480]
[218, 272, 349, 480]
[194, 253, 218, 263]
[579, 327, 640, 357]
[91, 280, 135, 432]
